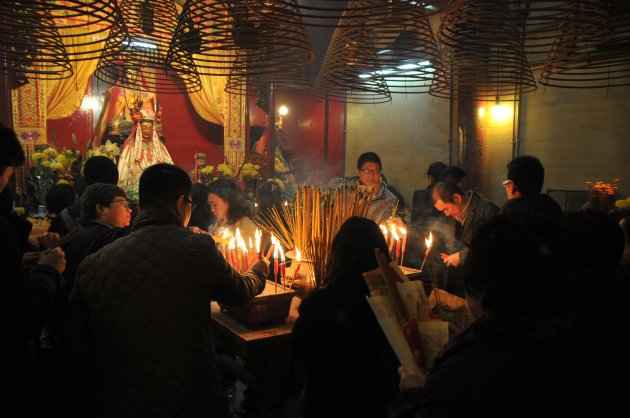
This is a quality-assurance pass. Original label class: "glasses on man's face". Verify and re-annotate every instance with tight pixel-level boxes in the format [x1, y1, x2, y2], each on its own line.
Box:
[502, 179, 513, 188]
[110, 198, 130, 209]
[360, 168, 380, 177]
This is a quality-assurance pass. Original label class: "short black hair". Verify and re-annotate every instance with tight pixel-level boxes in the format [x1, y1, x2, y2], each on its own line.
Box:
[207, 177, 251, 224]
[84, 156, 119, 186]
[439, 166, 466, 184]
[45, 183, 76, 214]
[427, 162, 447, 180]
[356, 152, 382, 170]
[0, 123, 25, 172]
[80, 183, 126, 223]
[507, 155, 544, 196]
[433, 181, 465, 204]
[139, 164, 192, 209]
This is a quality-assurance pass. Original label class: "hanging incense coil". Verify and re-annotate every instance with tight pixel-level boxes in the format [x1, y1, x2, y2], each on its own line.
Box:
[168, 0, 314, 78]
[0, 1, 72, 83]
[95, 0, 201, 94]
[49, 0, 127, 62]
[439, 0, 612, 57]
[539, 0, 630, 88]
[245, 0, 450, 28]
[313, 11, 392, 103]
[431, 1, 537, 99]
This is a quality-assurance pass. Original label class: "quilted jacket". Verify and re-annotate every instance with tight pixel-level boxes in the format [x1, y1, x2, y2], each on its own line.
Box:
[64, 208, 266, 418]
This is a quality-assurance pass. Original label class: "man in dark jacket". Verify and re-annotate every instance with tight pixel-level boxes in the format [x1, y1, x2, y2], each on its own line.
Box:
[500, 155, 563, 223]
[1, 122, 66, 417]
[65, 164, 270, 418]
[432, 182, 499, 296]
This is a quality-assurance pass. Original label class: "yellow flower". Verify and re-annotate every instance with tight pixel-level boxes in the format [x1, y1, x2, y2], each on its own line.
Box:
[615, 198, 630, 209]
[268, 178, 285, 190]
[55, 154, 68, 166]
[217, 163, 232, 176]
[56, 179, 70, 185]
[201, 165, 214, 175]
[41, 160, 51, 168]
[14, 207, 25, 216]
[50, 162, 64, 171]
[43, 148, 57, 156]
[31, 152, 45, 161]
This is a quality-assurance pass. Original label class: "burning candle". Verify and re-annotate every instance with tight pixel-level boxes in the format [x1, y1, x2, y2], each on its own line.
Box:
[255, 229, 261, 259]
[388, 223, 396, 256]
[279, 248, 286, 289]
[291, 248, 302, 289]
[419, 232, 434, 273]
[265, 235, 276, 259]
[380, 224, 388, 245]
[399, 227, 407, 266]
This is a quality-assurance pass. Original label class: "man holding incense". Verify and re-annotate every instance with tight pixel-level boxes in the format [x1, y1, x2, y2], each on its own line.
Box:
[331, 151, 400, 222]
[432, 181, 499, 296]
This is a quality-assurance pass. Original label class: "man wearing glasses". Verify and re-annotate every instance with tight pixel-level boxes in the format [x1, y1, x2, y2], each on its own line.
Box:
[500, 155, 563, 224]
[331, 151, 400, 221]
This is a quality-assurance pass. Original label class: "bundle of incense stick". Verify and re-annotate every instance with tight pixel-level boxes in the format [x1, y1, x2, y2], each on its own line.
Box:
[54, 224, 85, 248]
[255, 184, 390, 288]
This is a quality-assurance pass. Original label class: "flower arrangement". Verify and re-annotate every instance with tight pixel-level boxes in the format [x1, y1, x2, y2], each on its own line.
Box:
[586, 179, 620, 196]
[85, 139, 120, 162]
[28, 146, 81, 206]
[586, 178, 621, 212]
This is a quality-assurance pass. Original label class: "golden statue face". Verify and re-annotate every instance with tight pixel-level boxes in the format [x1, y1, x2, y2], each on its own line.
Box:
[140, 120, 154, 140]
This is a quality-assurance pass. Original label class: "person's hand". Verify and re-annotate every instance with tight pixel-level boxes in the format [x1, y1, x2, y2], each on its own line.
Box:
[398, 366, 427, 391]
[37, 232, 61, 249]
[441, 252, 460, 267]
[38, 247, 66, 274]
[250, 258, 270, 277]
[22, 252, 41, 268]
[188, 226, 211, 235]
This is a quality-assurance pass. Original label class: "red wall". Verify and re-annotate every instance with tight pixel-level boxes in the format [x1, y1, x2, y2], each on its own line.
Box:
[275, 91, 344, 185]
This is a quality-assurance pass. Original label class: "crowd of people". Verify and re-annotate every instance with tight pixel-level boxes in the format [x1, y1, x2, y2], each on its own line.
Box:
[3, 118, 629, 418]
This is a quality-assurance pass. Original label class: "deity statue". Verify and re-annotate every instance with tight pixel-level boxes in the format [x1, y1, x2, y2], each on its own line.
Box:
[92, 66, 158, 148]
[189, 152, 214, 184]
[117, 109, 173, 202]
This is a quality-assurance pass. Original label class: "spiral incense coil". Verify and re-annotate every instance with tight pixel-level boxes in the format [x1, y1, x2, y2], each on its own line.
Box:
[539, 0, 630, 88]
[168, 0, 314, 78]
[95, 0, 201, 94]
[48, 0, 126, 62]
[439, 0, 612, 56]
[245, 0, 450, 28]
[0, 1, 72, 82]
[431, 2, 537, 99]
[313, 19, 392, 103]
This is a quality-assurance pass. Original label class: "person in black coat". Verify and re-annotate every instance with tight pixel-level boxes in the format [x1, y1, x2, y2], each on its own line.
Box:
[388, 215, 618, 418]
[500, 155, 563, 223]
[292, 216, 400, 418]
[1, 122, 66, 417]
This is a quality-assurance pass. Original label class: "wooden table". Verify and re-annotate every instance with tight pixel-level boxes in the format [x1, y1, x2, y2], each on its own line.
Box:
[210, 297, 302, 413]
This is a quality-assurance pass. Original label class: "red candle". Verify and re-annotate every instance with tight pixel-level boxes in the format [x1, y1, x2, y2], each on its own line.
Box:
[396, 239, 401, 261]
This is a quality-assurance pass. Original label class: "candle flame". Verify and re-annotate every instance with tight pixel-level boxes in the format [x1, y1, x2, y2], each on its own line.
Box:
[228, 237, 236, 250]
[279, 245, 285, 262]
[248, 237, 253, 249]
[399, 227, 406, 236]
[273, 241, 279, 259]
[221, 230, 229, 239]
[425, 232, 433, 249]
[255, 229, 261, 253]
[390, 222, 397, 235]
[295, 248, 301, 262]
[392, 229, 400, 241]
[235, 227, 242, 241]
[380, 224, 388, 237]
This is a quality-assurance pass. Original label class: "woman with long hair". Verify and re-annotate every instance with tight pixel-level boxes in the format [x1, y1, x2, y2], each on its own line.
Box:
[207, 177, 256, 239]
[291, 216, 400, 418]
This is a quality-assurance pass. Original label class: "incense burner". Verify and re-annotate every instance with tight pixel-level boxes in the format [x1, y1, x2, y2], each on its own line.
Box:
[219, 280, 296, 326]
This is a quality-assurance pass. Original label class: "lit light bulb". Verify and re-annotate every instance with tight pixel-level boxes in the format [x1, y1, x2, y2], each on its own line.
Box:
[278, 105, 288, 116]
